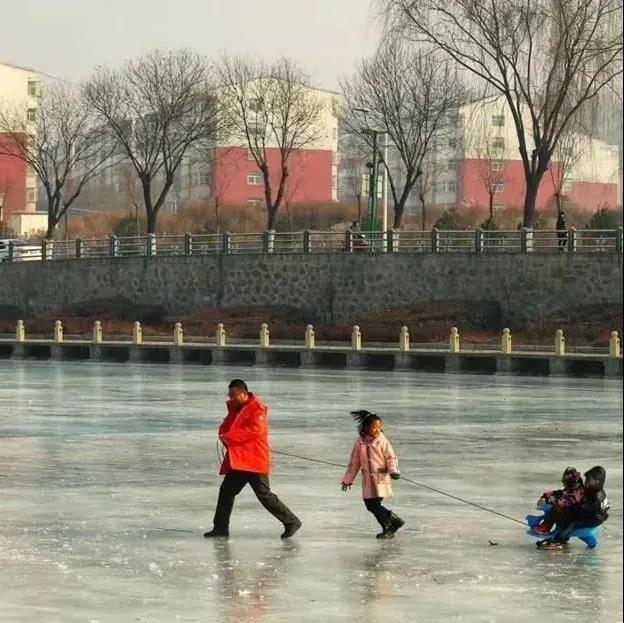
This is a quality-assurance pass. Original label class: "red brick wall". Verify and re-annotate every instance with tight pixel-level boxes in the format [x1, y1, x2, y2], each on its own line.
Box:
[0, 133, 26, 222]
[212, 146, 333, 205]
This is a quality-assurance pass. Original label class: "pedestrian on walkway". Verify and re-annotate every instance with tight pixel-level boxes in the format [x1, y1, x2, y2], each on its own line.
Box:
[204, 379, 302, 539]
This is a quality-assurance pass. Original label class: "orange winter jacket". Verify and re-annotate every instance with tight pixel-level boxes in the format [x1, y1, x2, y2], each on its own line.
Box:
[218, 393, 271, 474]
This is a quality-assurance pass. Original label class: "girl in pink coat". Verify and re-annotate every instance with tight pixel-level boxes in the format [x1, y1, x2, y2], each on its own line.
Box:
[341, 410, 405, 539]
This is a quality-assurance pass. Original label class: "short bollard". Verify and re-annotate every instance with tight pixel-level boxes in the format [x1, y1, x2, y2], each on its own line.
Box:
[305, 324, 315, 349]
[399, 326, 410, 352]
[555, 329, 565, 356]
[16, 320, 25, 342]
[351, 325, 361, 351]
[93, 321, 102, 344]
[449, 327, 460, 353]
[53, 320, 64, 343]
[173, 322, 183, 346]
[259, 323, 270, 348]
[133, 321, 143, 345]
[216, 323, 226, 347]
[501, 328, 512, 354]
[610, 331, 620, 358]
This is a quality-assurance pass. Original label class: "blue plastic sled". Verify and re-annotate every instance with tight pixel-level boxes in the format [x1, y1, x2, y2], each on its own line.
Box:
[526, 503, 599, 548]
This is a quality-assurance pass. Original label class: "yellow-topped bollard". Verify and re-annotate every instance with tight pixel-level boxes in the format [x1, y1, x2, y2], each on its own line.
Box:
[93, 320, 102, 344]
[501, 328, 512, 354]
[399, 326, 410, 352]
[449, 327, 460, 353]
[216, 323, 226, 347]
[351, 325, 361, 351]
[305, 324, 315, 349]
[16, 319, 25, 343]
[259, 323, 270, 348]
[173, 322, 183, 346]
[554, 329, 565, 356]
[53, 320, 63, 343]
[133, 321, 142, 345]
[609, 331, 620, 358]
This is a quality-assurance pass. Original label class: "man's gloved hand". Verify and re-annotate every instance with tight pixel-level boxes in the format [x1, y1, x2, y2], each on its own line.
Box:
[536, 496, 547, 509]
[390, 473, 401, 480]
[341, 482, 351, 492]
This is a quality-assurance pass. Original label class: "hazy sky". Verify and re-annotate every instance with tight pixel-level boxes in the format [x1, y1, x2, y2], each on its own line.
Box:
[0, 0, 381, 89]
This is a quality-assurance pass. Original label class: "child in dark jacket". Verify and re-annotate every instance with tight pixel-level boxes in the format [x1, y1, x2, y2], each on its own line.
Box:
[538, 466, 610, 550]
[533, 466, 585, 534]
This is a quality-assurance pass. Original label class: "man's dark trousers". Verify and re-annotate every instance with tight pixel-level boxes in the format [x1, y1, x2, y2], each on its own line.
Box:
[213, 470, 299, 531]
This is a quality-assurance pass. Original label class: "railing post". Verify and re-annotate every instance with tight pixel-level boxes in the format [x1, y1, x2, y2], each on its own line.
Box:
[554, 329, 565, 356]
[8, 241, 14, 262]
[75, 238, 83, 259]
[521, 227, 533, 253]
[386, 229, 394, 253]
[345, 230, 353, 253]
[501, 328, 512, 354]
[132, 321, 143, 345]
[173, 322, 183, 346]
[146, 233, 156, 257]
[475, 227, 484, 253]
[16, 319, 25, 342]
[184, 233, 192, 256]
[399, 326, 409, 352]
[259, 323, 270, 348]
[616, 226, 623, 253]
[305, 324, 315, 349]
[53, 320, 63, 343]
[262, 230, 270, 254]
[222, 232, 231, 255]
[93, 320, 102, 344]
[41, 239, 47, 261]
[109, 235, 119, 257]
[567, 227, 576, 253]
[431, 227, 440, 253]
[449, 327, 460, 353]
[351, 325, 361, 350]
[609, 331, 620, 358]
[303, 230, 311, 253]
[216, 323, 226, 347]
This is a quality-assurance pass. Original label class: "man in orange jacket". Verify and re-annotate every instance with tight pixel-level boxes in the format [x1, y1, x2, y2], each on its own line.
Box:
[204, 379, 302, 539]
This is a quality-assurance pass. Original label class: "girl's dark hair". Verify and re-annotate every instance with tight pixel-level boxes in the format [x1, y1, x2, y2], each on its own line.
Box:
[351, 410, 381, 435]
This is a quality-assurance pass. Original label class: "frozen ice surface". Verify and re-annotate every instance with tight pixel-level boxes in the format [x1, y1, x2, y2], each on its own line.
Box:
[0, 361, 622, 623]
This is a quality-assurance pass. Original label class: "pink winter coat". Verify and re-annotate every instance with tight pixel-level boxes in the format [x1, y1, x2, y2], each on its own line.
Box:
[342, 432, 399, 499]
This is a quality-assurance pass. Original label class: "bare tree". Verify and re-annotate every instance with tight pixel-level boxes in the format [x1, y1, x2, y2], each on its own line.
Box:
[341, 39, 463, 228]
[83, 49, 222, 234]
[0, 82, 117, 239]
[460, 98, 509, 225]
[218, 56, 325, 230]
[416, 162, 434, 230]
[549, 128, 584, 214]
[386, 0, 623, 226]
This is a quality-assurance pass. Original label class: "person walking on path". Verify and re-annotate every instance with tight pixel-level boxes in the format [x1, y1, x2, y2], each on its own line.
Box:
[556, 210, 568, 250]
[204, 379, 302, 539]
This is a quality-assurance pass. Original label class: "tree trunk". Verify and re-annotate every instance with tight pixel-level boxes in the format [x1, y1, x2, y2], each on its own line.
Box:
[523, 174, 542, 227]
[489, 192, 494, 222]
[146, 210, 157, 234]
[267, 204, 278, 230]
[45, 196, 60, 240]
[420, 197, 426, 231]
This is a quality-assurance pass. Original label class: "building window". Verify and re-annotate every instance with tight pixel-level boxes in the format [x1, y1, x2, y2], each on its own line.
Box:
[27, 80, 40, 96]
[247, 173, 262, 185]
[492, 137, 505, 150]
[491, 159, 504, 171]
[563, 180, 574, 194]
[491, 182, 504, 193]
[446, 182, 456, 193]
[332, 175, 338, 189]
[247, 198, 263, 207]
[332, 127, 337, 140]
[27, 108, 37, 123]
[492, 114, 505, 127]
[248, 99, 263, 113]
[447, 159, 457, 171]
[448, 139, 457, 150]
[26, 188, 36, 202]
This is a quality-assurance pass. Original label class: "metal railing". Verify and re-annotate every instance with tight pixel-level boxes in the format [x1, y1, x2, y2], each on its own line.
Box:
[1, 227, 622, 263]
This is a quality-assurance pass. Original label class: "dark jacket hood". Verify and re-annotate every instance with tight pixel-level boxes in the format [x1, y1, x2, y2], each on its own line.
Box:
[584, 466, 606, 491]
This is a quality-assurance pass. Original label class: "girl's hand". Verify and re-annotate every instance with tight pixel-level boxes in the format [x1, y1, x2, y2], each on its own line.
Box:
[341, 483, 351, 491]
[390, 473, 400, 480]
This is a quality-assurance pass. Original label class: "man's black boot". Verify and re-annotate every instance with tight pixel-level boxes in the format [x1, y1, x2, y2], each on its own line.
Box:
[389, 512, 405, 533]
[281, 518, 302, 539]
[203, 527, 229, 538]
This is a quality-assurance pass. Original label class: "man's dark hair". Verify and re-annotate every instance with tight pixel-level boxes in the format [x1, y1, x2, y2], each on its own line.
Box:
[228, 379, 248, 392]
